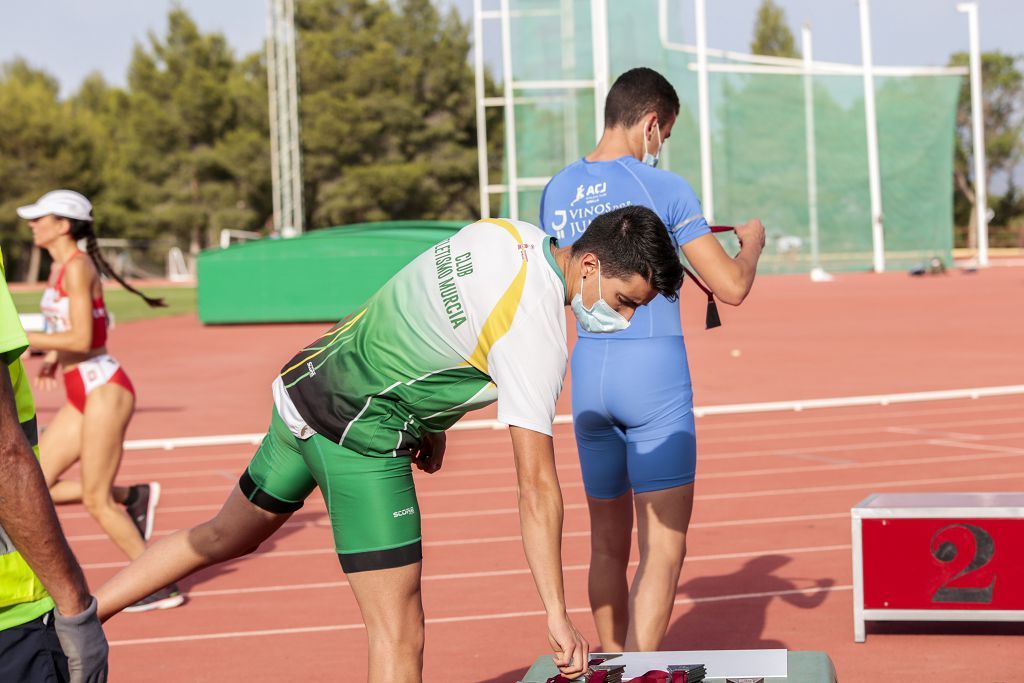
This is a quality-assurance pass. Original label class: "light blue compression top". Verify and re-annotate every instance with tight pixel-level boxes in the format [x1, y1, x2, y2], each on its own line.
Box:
[539, 155, 710, 339]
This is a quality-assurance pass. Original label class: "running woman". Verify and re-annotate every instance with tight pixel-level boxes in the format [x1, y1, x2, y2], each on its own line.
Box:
[95, 207, 683, 683]
[541, 68, 765, 651]
[17, 190, 184, 613]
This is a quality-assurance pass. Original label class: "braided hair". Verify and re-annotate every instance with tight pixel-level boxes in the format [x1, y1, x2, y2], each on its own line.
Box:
[66, 217, 166, 308]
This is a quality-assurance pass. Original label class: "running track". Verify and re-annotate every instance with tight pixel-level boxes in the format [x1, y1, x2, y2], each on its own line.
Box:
[27, 267, 1024, 681]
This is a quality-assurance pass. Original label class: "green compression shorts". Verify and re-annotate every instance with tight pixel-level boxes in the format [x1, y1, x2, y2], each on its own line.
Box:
[239, 407, 422, 573]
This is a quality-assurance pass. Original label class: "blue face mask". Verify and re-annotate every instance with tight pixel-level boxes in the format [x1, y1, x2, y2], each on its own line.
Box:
[571, 260, 631, 333]
[641, 120, 662, 168]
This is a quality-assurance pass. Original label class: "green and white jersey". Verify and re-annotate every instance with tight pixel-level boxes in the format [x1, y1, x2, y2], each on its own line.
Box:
[275, 218, 568, 457]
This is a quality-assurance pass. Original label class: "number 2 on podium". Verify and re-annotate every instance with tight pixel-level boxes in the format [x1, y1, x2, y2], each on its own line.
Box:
[929, 523, 995, 604]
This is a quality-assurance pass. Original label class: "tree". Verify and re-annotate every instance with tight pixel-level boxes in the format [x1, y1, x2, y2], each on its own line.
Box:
[111, 9, 270, 256]
[948, 51, 1024, 246]
[296, 0, 484, 227]
[1, 2, 496, 280]
[0, 61, 108, 279]
[750, 0, 799, 59]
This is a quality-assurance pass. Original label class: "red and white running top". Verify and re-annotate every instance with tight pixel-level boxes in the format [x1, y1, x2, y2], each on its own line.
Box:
[39, 252, 109, 349]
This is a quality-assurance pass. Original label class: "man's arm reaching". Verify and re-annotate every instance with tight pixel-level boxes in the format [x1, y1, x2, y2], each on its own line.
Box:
[509, 425, 589, 679]
[0, 363, 108, 682]
[681, 218, 765, 305]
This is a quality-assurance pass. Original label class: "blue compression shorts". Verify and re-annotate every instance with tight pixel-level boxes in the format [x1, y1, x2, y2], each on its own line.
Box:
[571, 336, 697, 499]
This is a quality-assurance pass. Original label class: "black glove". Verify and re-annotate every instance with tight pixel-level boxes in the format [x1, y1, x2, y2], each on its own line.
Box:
[54, 597, 109, 683]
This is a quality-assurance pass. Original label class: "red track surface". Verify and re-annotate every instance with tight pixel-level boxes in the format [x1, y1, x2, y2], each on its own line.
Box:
[25, 267, 1024, 681]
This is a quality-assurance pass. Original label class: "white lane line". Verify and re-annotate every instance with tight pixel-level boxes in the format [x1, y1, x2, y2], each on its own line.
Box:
[108, 583, 852, 646]
[694, 399, 1024, 432]
[927, 439, 1024, 456]
[90, 437, 1024, 510]
[113, 416, 1020, 472]
[68, 510, 850, 546]
[120, 452, 252, 467]
[693, 511, 849, 529]
[443, 433, 1024, 474]
[699, 470, 1024, 500]
[65, 464, 1024, 530]
[135, 485, 234, 495]
[698, 422, 1024, 448]
[116, 385, 1024, 453]
[94, 440, 999, 498]
[671, 583, 852, 607]
[95, 437, 1001, 487]
[179, 544, 851, 599]
[885, 426, 985, 440]
[700, 437, 959, 462]
[110, 623, 365, 645]
[106, 427, 1024, 490]
[703, 445, 1024, 479]
[435, 409, 1024, 456]
[78, 513, 853, 568]
[78, 467, 1024, 568]
[693, 385, 1024, 416]
[124, 433, 265, 451]
[113, 410, 1024, 470]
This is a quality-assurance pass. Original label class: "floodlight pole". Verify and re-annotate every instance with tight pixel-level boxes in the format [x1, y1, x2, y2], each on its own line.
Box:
[957, 2, 989, 267]
[473, 0, 490, 218]
[590, 0, 610, 141]
[694, 0, 715, 223]
[284, 0, 303, 234]
[857, 0, 884, 273]
[562, 0, 580, 161]
[802, 23, 824, 278]
[267, 0, 304, 235]
[498, 0, 520, 220]
[266, 1, 282, 232]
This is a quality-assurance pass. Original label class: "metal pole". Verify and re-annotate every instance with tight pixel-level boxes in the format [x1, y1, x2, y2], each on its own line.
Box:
[284, 0, 304, 233]
[695, 0, 715, 223]
[590, 0, 610, 141]
[473, 0, 490, 218]
[857, 0, 885, 273]
[266, 0, 282, 232]
[957, 2, 988, 267]
[273, 0, 293, 233]
[802, 23, 828, 281]
[562, 0, 579, 161]
[499, 0, 520, 220]
[655, 0, 679, 172]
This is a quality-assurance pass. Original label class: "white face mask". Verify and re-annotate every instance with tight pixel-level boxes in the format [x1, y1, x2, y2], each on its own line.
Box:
[570, 260, 631, 334]
[642, 120, 662, 168]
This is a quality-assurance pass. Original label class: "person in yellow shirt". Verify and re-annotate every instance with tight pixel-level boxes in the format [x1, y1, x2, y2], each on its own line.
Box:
[1, 245, 108, 682]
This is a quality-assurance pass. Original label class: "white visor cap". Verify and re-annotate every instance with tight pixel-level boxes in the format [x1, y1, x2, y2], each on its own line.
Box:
[17, 190, 93, 222]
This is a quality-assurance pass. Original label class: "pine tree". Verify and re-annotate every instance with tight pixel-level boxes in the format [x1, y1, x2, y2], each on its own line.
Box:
[948, 51, 1023, 246]
[750, 0, 799, 59]
[297, 0, 485, 226]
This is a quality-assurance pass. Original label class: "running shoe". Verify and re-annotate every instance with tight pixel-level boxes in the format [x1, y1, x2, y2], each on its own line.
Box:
[123, 584, 185, 613]
[124, 482, 161, 541]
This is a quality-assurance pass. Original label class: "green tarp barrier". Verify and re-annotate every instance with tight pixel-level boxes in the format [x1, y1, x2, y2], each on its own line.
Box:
[197, 221, 466, 324]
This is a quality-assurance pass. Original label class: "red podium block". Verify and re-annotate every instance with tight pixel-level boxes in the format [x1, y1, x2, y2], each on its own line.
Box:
[851, 493, 1024, 642]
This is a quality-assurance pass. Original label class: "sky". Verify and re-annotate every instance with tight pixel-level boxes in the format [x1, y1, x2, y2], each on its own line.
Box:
[1, 0, 1021, 97]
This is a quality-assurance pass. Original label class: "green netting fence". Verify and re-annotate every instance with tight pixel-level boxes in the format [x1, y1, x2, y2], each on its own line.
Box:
[498, 0, 961, 273]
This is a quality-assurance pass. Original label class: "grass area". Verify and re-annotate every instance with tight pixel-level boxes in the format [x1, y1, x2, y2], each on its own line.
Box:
[11, 286, 196, 324]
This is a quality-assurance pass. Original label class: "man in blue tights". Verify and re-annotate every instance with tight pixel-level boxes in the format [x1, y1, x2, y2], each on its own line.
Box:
[540, 67, 765, 651]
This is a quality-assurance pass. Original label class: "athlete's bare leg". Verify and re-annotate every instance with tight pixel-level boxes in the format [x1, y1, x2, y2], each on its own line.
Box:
[348, 562, 425, 683]
[97, 486, 292, 620]
[586, 491, 633, 650]
[625, 483, 694, 651]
